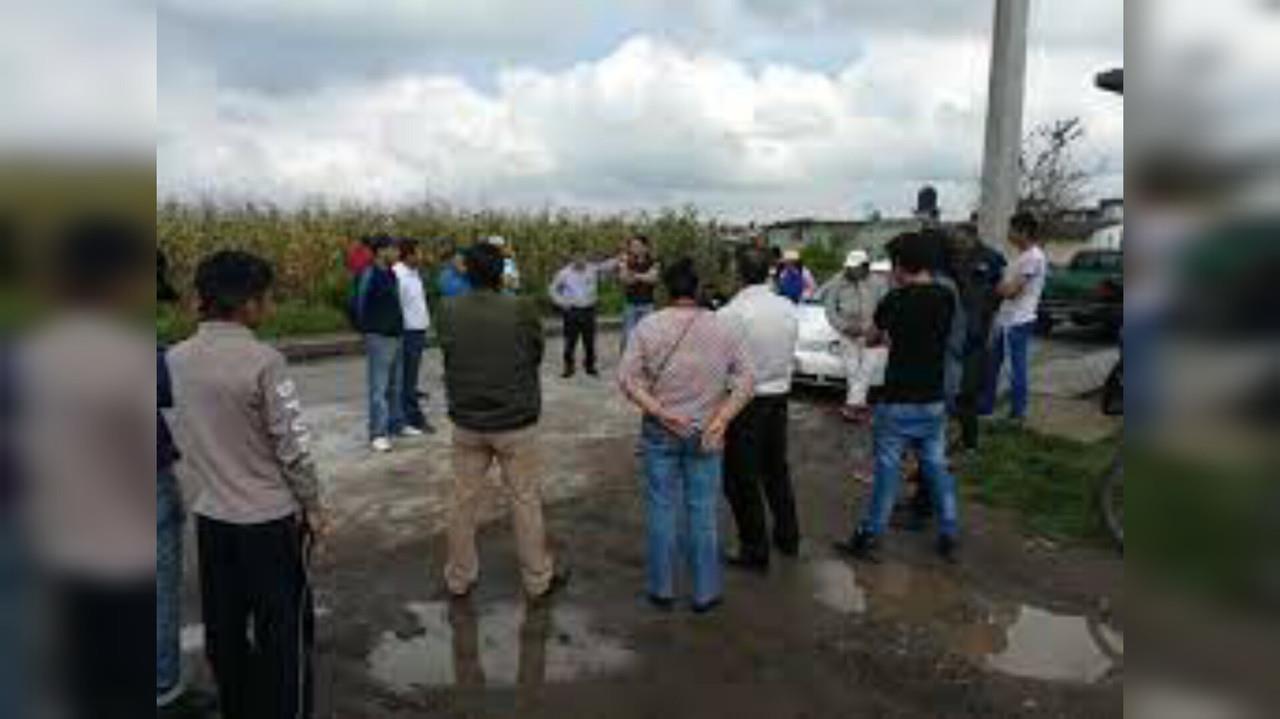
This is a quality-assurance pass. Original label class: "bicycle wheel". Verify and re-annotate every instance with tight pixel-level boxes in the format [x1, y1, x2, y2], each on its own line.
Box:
[1099, 455, 1124, 550]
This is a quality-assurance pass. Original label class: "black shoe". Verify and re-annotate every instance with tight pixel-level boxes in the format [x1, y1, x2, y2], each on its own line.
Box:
[936, 535, 959, 564]
[647, 594, 675, 612]
[774, 540, 800, 558]
[419, 420, 438, 435]
[585, 367, 600, 377]
[724, 552, 769, 574]
[159, 688, 219, 719]
[833, 528, 880, 562]
[562, 367, 576, 379]
[530, 566, 572, 604]
[691, 597, 723, 615]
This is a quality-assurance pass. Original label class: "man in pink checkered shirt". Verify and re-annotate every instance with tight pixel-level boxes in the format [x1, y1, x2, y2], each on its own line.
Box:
[619, 258, 754, 615]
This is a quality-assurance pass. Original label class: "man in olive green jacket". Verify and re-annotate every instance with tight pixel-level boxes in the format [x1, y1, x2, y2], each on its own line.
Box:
[436, 242, 569, 602]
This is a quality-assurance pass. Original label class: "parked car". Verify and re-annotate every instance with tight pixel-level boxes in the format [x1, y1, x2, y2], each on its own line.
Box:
[793, 291, 847, 387]
[1037, 247, 1123, 336]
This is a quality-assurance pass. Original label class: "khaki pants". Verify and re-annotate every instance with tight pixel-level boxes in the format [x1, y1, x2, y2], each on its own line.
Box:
[444, 425, 555, 596]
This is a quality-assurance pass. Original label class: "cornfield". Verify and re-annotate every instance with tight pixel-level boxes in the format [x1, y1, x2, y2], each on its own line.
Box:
[158, 201, 735, 321]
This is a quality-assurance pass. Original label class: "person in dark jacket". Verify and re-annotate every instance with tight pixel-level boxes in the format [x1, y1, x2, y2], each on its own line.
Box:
[354, 235, 405, 452]
[436, 242, 569, 602]
[951, 223, 1007, 452]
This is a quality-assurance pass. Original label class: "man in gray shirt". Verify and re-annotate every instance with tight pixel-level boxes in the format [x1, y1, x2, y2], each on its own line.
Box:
[168, 250, 324, 719]
[548, 252, 617, 378]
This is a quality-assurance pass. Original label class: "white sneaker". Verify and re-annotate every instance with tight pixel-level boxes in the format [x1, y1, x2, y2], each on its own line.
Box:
[399, 426, 425, 438]
[370, 437, 393, 453]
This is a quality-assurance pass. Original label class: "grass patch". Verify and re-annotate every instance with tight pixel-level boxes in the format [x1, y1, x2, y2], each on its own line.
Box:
[158, 300, 350, 345]
[960, 422, 1119, 543]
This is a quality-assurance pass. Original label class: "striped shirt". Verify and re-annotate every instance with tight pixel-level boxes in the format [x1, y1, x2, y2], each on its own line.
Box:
[619, 306, 754, 425]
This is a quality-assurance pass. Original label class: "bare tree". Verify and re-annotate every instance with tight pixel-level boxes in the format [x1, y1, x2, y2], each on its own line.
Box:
[1019, 117, 1092, 220]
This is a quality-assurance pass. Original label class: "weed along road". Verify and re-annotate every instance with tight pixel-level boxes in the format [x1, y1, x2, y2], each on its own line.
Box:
[175, 330, 1122, 718]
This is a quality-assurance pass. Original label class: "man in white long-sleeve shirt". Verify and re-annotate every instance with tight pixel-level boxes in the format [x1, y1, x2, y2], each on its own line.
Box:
[717, 247, 801, 571]
[392, 238, 434, 434]
[549, 253, 616, 378]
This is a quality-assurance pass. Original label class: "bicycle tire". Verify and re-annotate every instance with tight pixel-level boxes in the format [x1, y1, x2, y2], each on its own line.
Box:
[1099, 455, 1124, 550]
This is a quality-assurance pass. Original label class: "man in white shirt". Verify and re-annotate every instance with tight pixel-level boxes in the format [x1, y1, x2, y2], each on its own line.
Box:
[548, 253, 617, 378]
[718, 247, 801, 571]
[980, 212, 1047, 421]
[393, 238, 435, 434]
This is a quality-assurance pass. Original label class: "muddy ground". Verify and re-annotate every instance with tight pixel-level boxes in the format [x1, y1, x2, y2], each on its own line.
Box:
[176, 330, 1123, 718]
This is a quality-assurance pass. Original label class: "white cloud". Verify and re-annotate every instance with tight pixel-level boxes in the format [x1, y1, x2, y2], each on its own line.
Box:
[2, 1, 155, 155]
[158, 2, 1125, 221]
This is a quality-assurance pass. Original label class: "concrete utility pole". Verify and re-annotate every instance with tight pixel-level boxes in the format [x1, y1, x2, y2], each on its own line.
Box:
[977, 0, 1031, 249]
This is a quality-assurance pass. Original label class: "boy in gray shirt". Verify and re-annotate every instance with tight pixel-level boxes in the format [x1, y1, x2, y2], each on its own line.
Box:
[168, 250, 324, 719]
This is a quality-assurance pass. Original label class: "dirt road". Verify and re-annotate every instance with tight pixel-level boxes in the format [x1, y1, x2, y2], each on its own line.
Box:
[177, 330, 1123, 718]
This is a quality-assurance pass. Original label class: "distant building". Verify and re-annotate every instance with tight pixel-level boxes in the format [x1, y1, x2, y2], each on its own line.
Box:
[759, 217, 920, 259]
[1099, 198, 1124, 223]
[1019, 197, 1124, 240]
[716, 223, 759, 246]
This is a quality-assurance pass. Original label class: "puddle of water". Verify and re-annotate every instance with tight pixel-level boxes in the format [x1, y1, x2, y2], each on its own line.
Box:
[808, 559, 1123, 684]
[810, 559, 867, 614]
[367, 600, 634, 693]
[982, 605, 1119, 684]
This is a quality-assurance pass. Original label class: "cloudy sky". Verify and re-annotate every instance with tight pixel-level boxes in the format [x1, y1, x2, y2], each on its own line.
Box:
[157, 0, 1124, 222]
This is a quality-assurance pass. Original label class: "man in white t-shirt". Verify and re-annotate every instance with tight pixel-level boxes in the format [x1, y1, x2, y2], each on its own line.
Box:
[393, 238, 435, 434]
[980, 212, 1047, 421]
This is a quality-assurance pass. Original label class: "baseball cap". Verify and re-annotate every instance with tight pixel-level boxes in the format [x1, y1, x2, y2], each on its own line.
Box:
[844, 249, 870, 268]
[486, 235, 507, 248]
[782, 249, 801, 262]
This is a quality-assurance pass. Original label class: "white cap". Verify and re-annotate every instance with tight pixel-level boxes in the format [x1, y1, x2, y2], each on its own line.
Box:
[782, 248, 801, 262]
[487, 235, 507, 248]
[844, 249, 870, 268]
[870, 259, 892, 273]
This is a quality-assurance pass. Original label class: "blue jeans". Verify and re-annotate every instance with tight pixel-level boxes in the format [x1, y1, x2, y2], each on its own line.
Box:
[365, 334, 403, 439]
[640, 419, 723, 605]
[621, 303, 654, 351]
[980, 321, 1033, 419]
[859, 403, 959, 539]
[157, 470, 184, 697]
[398, 329, 428, 431]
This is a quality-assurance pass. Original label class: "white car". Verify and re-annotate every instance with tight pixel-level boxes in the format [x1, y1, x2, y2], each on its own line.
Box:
[793, 294, 846, 387]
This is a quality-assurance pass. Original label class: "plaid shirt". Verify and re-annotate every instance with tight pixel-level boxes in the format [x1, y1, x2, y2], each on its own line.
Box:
[619, 306, 754, 425]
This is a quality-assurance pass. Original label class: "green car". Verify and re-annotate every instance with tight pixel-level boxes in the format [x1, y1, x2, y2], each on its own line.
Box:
[1037, 247, 1124, 336]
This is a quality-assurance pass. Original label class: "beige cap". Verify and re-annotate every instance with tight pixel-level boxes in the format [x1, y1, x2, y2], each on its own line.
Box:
[782, 249, 801, 262]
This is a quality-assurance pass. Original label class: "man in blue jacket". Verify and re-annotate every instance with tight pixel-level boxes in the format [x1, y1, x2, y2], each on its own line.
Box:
[354, 235, 405, 452]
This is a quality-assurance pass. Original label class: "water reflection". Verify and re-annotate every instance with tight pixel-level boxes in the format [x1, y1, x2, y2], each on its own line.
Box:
[808, 558, 1124, 684]
[367, 600, 633, 693]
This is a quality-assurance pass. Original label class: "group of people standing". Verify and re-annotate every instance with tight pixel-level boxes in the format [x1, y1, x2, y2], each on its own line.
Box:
[346, 233, 529, 452]
[155, 211, 1047, 717]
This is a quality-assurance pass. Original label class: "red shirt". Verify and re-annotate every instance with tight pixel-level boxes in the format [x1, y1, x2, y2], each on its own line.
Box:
[345, 242, 374, 276]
